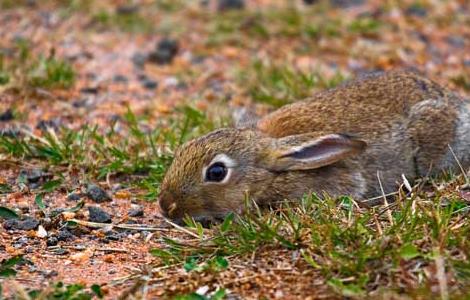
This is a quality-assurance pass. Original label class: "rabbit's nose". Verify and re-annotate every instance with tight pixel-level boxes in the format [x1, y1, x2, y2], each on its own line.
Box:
[158, 192, 177, 218]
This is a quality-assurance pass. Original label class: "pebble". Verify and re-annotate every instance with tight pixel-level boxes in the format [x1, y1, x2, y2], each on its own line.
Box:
[148, 38, 179, 65]
[57, 229, 75, 241]
[132, 52, 147, 68]
[446, 36, 465, 49]
[88, 206, 112, 223]
[141, 78, 158, 90]
[115, 4, 138, 15]
[113, 74, 128, 83]
[405, 5, 427, 17]
[218, 0, 245, 11]
[105, 230, 124, 241]
[0, 109, 14, 122]
[128, 207, 144, 217]
[4, 217, 40, 231]
[86, 184, 112, 203]
[46, 236, 59, 246]
[67, 192, 81, 201]
[303, 0, 318, 4]
[36, 119, 60, 132]
[80, 87, 100, 94]
[0, 127, 20, 137]
[330, 0, 364, 8]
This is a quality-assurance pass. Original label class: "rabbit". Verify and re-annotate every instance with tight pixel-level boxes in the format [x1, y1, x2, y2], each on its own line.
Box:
[158, 70, 470, 223]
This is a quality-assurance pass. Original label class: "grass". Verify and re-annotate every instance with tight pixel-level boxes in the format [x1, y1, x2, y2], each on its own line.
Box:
[0, 40, 75, 90]
[0, 106, 217, 200]
[150, 181, 470, 298]
[239, 60, 346, 107]
[91, 9, 153, 33]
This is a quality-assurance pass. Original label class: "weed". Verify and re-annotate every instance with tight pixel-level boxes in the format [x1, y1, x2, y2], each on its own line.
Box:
[91, 9, 152, 33]
[151, 184, 470, 298]
[240, 60, 346, 107]
[0, 106, 215, 200]
[0, 40, 75, 90]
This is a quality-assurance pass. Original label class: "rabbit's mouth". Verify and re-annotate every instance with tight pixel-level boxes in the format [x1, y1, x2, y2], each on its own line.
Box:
[166, 214, 227, 228]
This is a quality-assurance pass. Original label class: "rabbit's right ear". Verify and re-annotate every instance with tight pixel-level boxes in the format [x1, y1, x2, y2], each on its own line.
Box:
[262, 133, 367, 172]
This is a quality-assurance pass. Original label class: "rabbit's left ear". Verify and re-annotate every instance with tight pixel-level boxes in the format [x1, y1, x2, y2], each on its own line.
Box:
[262, 133, 367, 172]
[232, 107, 260, 129]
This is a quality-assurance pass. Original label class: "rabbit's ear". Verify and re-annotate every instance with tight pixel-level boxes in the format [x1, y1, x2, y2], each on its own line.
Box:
[232, 107, 260, 129]
[265, 133, 367, 171]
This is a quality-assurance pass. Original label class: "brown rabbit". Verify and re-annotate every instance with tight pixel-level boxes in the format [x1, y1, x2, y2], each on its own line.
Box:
[158, 71, 470, 223]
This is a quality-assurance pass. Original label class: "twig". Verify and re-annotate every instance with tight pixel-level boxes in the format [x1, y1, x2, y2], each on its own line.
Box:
[69, 218, 173, 232]
[377, 171, 394, 225]
[434, 248, 449, 300]
[448, 144, 469, 184]
[161, 218, 201, 239]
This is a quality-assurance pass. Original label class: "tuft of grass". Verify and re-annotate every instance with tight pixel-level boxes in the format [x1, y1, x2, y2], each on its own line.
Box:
[0, 40, 75, 90]
[91, 9, 152, 33]
[240, 60, 347, 107]
[0, 106, 216, 200]
[151, 181, 470, 298]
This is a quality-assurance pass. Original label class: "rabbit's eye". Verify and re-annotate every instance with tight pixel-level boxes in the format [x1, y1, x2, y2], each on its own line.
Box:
[205, 162, 227, 182]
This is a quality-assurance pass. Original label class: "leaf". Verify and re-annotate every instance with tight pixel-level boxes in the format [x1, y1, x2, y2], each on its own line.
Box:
[220, 213, 234, 233]
[184, 257, 198, 272]
[0, 269, 16, 277]
[91, 284, 104, 298]
[327, 278, 365, 297]
[1, 256, 24, 269]
[301, 250, 320, 269]
[214, 256, 229, 270]
[211, 288, 226, 300]
[0, 206, 19, 220]
[399, 243, 420, 260]
[35, 194, 46, 211]
[41, 179, 62, 193]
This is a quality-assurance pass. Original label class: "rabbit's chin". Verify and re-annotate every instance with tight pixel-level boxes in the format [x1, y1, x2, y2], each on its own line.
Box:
[166, 212, 232, 228]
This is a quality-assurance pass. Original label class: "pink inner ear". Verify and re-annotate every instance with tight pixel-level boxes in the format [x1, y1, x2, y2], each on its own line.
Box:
[280, 134, 366, 161]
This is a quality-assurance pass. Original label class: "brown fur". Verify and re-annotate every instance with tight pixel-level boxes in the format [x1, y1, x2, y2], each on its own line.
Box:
[158, 71, 469, 222]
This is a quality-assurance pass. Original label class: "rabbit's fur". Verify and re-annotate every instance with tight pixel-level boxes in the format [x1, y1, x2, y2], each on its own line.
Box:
[158, 71, 470, 222]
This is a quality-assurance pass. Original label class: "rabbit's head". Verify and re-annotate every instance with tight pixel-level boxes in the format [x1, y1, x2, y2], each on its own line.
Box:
[158, 128, 366, 223]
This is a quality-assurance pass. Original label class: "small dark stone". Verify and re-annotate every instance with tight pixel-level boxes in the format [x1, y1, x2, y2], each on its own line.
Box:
[80, 87, 100, 94]
[303, 0, 318, 4]
[446, 36, 465, 49]
[128, 207, 144, 217]
[19, 169, 51, 185]
[218, 0, 245, 11]
[141, 78, 158, 90]
[88, 206, 112, 223]
[0, 127, 20, 138]
[67, 193, 81, 201]
[330, 0, 364, 8]
[36, 119, 60, 132]
[72, 99, 88, 108]
[4, 217, 40, 231]
[113, 74, 128, 83]
[405, 4, 427, 17]
[51, 248, 69, 255]
[115, 4, 138, 15]
[86, 184, 112, 203]
[148, 38, 179, 65]
[132, 52, 147, 68]
[46, 236, 58, 246]
[105, 231, 123, 241]
[57, 229, 75, 241]
[0, 109, 14, 122]
[42, 270, 59, 278]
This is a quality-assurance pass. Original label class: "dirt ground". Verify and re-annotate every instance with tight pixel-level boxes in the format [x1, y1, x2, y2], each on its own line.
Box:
[0, 0, 469, 299]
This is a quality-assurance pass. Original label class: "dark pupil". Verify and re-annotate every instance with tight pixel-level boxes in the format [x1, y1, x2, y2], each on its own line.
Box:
[206, 163, 227, 182]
